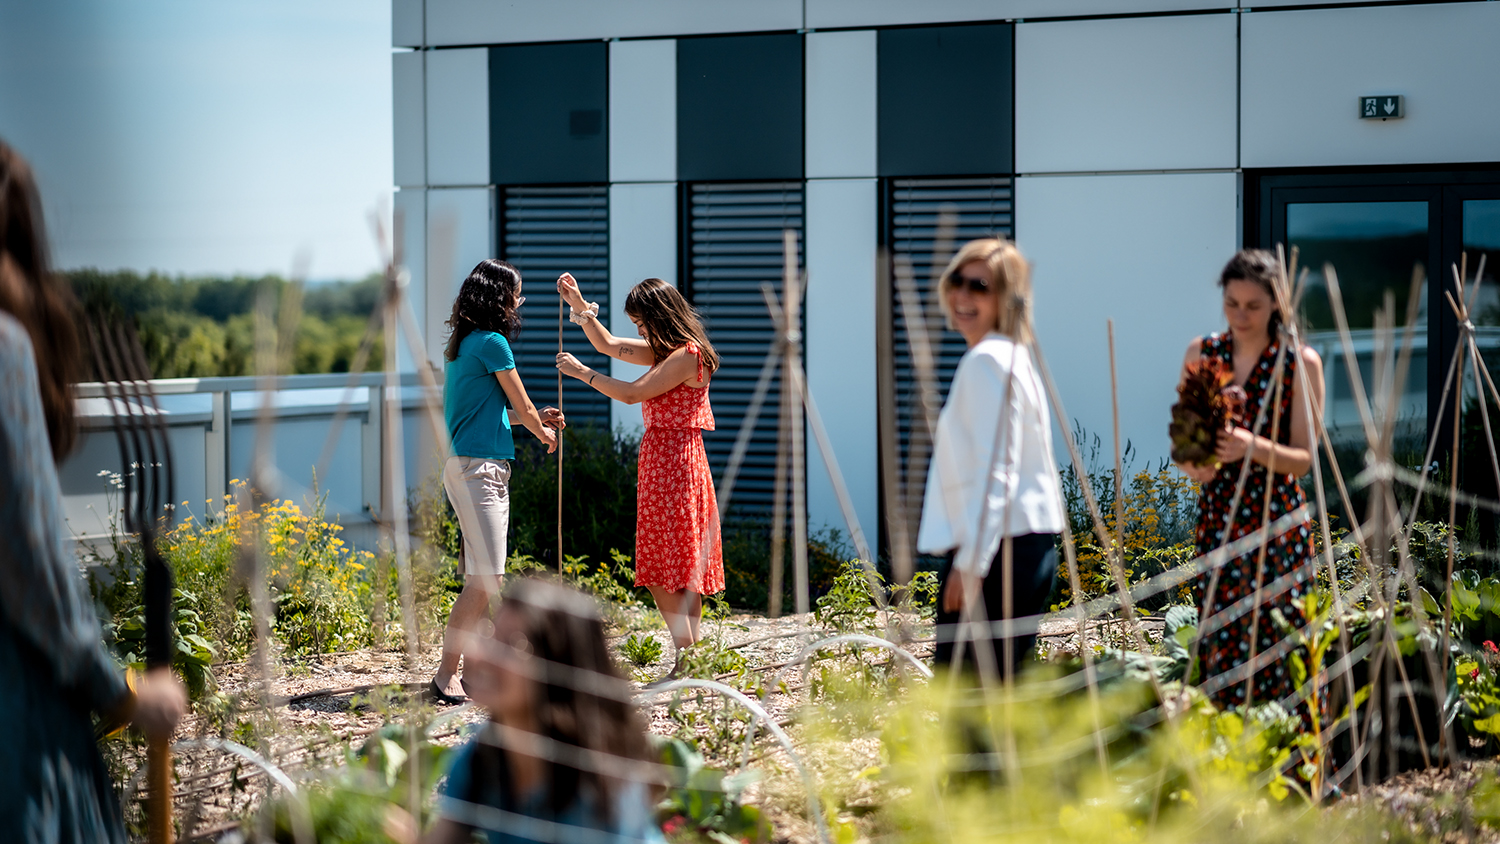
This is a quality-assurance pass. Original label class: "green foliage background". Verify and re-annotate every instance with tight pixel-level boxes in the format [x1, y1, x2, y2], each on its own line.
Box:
[66, 268, 384, 378]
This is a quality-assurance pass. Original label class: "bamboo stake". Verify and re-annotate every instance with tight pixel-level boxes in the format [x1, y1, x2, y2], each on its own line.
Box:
[784, 230, 810, 615]
[1107, 321, 1128, 634]
[882, 254, 916, 585]
[769, 351, 792, 618]
[1280, 248, 1365, 794]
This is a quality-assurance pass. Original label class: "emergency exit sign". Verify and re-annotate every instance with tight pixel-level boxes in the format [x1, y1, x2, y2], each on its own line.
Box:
[1360, 95, 1403, 120]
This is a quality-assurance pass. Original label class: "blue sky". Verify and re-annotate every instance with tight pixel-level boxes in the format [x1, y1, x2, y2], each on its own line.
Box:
[0, 1, 391, 281]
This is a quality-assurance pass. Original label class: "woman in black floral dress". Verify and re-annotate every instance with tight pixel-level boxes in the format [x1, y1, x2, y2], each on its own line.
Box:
[1175, 250, 1325, 711]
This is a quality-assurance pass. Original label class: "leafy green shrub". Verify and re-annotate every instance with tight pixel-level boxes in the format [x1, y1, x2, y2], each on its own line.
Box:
[509, 423, 640, 568]
[561, 549, 646, 607]
[100, 587, 218, 700]
[621, 633, 665, 667]
[814, 559, 884, 634]
[721, 524, 849, 612]
[68, 269, 384, 378]
[88, 481, 445, 666]
[264, 721, 454, 844]
[653, 736, 767, 844]
[1054, 422, 1200, 611]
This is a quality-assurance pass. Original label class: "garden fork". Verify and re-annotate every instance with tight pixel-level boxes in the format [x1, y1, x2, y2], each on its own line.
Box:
[86, 309, 177, 844]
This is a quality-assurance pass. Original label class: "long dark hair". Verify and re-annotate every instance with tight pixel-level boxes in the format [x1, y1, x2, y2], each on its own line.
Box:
[444, 258, 523, 362]
[471, 578, 650, 821]
[623, 277, 719, 373]
[1219, 249, 1287, 339]
[0, 140, 82, 460]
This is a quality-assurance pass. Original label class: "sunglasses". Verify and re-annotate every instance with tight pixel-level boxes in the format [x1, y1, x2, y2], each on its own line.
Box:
[944, 273, 993, 294]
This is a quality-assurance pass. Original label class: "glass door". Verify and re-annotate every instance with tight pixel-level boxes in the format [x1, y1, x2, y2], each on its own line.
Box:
[1267, 183, 1442, 457]
[1459, 197, 1500, 394]
[1284, 199, 1432, 449]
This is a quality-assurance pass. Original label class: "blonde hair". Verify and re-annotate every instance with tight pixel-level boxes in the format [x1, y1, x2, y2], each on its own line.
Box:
[937, 238, 1033, 344]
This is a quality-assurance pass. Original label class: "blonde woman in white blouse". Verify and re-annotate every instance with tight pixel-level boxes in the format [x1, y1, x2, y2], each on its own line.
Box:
[916, 238, 1064, 677]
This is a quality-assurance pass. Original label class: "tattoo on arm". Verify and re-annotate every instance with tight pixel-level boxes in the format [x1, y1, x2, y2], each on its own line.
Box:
[620, 346, 633, 357]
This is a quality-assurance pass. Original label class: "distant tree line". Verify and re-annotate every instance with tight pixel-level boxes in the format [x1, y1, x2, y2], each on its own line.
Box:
[66, 269, 386, 379]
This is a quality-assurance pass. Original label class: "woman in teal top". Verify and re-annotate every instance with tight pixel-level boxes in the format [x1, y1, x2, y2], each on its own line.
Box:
[433, 259, 564, 704]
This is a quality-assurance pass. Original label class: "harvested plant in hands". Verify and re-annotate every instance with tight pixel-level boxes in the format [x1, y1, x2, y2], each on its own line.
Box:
[1169, 359, 1246, 468]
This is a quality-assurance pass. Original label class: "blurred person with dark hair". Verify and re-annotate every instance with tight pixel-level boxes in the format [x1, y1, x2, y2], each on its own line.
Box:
[0, 139, 185, 843]
[555, 274, 723, 678]
[434, 259, 566, 704]
[423, 577, 662, 844]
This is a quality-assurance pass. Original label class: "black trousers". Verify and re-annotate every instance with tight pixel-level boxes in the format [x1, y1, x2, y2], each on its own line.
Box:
[934, 532, 1059, 678]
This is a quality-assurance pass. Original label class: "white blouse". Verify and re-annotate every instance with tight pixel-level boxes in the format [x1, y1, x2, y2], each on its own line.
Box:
[916, 332, 1064, 577]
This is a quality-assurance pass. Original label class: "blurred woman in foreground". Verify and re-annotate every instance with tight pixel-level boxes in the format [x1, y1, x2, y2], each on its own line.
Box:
[424, 578, 662, 844]
[0, 139, 185, 843]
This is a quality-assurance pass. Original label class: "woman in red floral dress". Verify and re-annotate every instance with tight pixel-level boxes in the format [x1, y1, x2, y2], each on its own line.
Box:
[555, 274, 724, 674]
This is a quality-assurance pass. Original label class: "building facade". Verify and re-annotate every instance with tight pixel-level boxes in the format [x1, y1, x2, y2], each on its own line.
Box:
[392, 0, 1500, 545]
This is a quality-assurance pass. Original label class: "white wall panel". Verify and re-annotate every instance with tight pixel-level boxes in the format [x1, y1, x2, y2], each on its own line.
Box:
[61, 425, 208, 541]
[805, 31, 877, 180]
[805, 178, 878, 546]
[426, 0, 801, 47]
[1019, 172, 1235, 464]
[609, 40, 676, 184]
[393, 0, 424, 47]
[608, 182, 678, 434]
[1017, 14, 1236, 173]
[394, 188, 429, 366]
[807, 0, 1221, 29]
[393, 51, 426, 187]
[426, 187, 495, 368]
[425, 48, 489, 186]
[229, 415, 365, 519]
[1243, 3, 1500, 169]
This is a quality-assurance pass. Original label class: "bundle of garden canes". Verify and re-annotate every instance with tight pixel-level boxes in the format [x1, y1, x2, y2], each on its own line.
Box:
[1169, 358, 1246, 467]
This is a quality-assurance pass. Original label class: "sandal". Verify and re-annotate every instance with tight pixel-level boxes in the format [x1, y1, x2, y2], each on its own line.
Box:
[427, 679, 468, 706]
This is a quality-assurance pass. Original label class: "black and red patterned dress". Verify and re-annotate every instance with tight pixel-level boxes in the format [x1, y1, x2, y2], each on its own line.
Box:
[1193, 331, 1314, 710]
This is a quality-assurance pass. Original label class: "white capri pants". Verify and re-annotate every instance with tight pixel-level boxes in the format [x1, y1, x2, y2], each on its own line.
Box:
[442, 456, 511, 576]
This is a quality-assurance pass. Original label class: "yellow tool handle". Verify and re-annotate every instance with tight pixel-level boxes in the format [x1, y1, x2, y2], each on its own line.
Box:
[148, 735, 173, 844]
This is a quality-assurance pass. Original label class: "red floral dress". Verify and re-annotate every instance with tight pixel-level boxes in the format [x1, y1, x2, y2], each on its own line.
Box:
[1193, 332, 1314, 711]
[634, 343, 724, 594]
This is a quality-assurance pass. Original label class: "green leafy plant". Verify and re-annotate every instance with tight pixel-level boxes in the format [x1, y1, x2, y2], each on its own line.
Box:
[814, 559, 884, 635]
[101, 587, 218, 701]
[263, 721, 454, 844]
[622, 632, 665, 668]
[509, 424, 641, 568]
[653, 736, 768, 844]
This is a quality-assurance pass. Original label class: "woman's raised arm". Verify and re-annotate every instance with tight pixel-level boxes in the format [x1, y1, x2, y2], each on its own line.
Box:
[557, 273, 654, 364]
[556, 345, 700, 405]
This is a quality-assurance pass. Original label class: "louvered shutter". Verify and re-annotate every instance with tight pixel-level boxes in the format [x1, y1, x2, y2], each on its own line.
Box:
[886, 177, 1013, 520]
[685, 182, 804, 519]
[499, 186, 611, 430]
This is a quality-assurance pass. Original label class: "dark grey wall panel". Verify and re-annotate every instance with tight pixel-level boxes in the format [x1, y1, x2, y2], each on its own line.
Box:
[878, 24, 1013, 177]
[677, 34, 804, 182]
[500, 186, 612, 429]
[685, 182, 803, 519]
[885, 177, 1013, 496]
[490, 42, 608, 185]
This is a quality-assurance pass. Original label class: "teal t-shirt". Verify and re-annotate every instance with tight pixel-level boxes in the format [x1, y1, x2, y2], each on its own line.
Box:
[445, 330, 517, 460]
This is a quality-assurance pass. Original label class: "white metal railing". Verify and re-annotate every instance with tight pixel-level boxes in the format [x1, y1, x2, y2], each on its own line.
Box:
[64, 372, 442, 551]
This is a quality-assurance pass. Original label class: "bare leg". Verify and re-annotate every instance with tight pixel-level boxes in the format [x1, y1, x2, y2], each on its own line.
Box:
[435, 574, 502, 697]
[647, 585, 694, 650]
[683, 591, 704, 643]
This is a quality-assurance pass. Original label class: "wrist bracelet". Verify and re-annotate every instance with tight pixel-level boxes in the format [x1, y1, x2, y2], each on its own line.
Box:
[589, 373, 597, 386]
